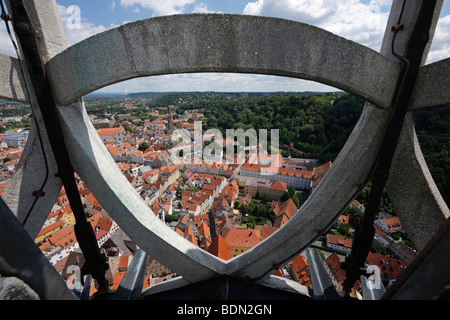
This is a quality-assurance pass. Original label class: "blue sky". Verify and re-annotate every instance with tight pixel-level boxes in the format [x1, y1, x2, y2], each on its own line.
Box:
[1, 1, 449, 93]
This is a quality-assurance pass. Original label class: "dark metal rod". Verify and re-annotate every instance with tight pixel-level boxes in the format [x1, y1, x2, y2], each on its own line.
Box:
[342, 0, 438, 293]
[9, 0, 109, 292]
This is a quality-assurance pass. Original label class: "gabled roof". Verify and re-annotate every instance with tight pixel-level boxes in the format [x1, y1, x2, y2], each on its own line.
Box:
[208, 235, 232, 260]
[160, 164, 179, 174]
[327, 234, 353, 248]
[36, 220, 65, 238]
[254, 225, 278, 241]
[185, 233, 199, 246]
[325, 253, 346, 283]
[178, 214, 189, 226]
[288, 254, 311, 287]
[314, 161, 332, 175]
[382, 216, 403, 231]
[88, 212, 112, 233]
[270, 180, 287, 191]
[97, 126, 125, 137]
[221, 228, 260, 249]
[278, 167, 313, 179]
[271, 198, 297, 221]
[197, 221, 211, 242]
[366, 252, 410, 281]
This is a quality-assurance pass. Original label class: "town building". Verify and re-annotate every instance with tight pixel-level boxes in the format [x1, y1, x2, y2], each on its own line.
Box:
[159, 165, 180, 185]
[326, 234, 353, 254]
[221, 228, 260, 258]
[97, 126, 127, 145]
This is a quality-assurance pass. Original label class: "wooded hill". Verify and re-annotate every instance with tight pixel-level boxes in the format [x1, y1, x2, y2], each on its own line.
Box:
[153, 91, 448, 207]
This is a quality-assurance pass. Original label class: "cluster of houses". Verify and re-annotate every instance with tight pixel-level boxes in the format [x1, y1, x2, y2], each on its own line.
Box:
[0, 103, 419, 298]
[0, 131, 29, 194]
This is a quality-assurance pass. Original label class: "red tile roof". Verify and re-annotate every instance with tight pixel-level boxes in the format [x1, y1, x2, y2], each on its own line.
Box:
[366, 252, 410, 282]
[271, 198, 297, 227]
[325, 253, 346, 283]
[270, 180, 287, 191]
[36, 220, 65, 238]
[97, 126, 126, 137]
[222, 228, 260, 249]
[288, 254, 311, 287]
[327, 234, 353, 248]
[208, 235, 232, 260]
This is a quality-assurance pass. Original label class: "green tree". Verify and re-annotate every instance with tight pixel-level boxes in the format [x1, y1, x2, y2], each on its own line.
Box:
[138, 142, 149, 151]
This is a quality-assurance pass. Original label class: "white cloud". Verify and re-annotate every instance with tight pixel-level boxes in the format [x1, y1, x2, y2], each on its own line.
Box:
[427, 14, 450, 64]
[98, 73, 335, 93]
[111, 1, 116, 10]
[369, 0, 392, 7]
[58, 4, 116, 46]
[193, 3, 220, 14]
[243, 0, 264, 15]
[244, 0, 390, 51]
[242, 0, 450, 62]
[119, 0, 195, 16]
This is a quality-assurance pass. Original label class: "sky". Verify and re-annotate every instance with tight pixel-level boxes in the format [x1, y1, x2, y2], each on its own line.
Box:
[1, 0, 449, 94]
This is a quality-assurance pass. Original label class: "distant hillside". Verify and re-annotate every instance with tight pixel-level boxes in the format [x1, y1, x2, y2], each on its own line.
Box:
[85, 91, 338, 103]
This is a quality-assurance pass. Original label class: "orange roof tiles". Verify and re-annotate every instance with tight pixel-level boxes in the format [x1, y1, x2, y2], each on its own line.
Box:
[327, 234, 353, 248]
[36, 220, 65, 238]
[255, 225, 278, 241]
[366, 252, 410, 281]
[97, 126, 126, 137]
[325, 253, 346, 283]
[47, 225, 78, 249]
[118, 254, 131, 271]
[222, 228, 260, 249]
[208, 235, 232, 260]
[271, 198, 297, 228]
[278, 167, 313, 179]
[288, 254, 311, 287]
[198, 221, 211, 241]
[88, 212, 112, 233]
[314, 161, 332, 176]
[270, 180, 287, 191]
[160, 164, 179, 174]
[112, 271, 126, 290]
[383, 216, 403, 231]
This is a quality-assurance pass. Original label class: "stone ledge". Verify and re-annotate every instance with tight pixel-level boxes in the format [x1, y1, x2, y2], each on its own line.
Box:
[0, 276, 40, 300]
[46, 14, 400, 109]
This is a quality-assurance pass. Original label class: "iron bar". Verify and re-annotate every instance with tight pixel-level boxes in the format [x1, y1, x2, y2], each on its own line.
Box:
[1, 0, 50, 227]
[107, 249, 149, 300]
[342, 0, 438, 293]
[8, 0, 109, 292]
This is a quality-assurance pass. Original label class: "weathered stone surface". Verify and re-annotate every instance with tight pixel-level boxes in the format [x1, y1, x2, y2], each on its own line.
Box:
[2, 0, 448, 293]
[2, 0, 64, 238]
[0, 277, 40, 300]
[230, 105, 392, 279]
[57, 102, 225, 283]
[386, 112, 449, 250]
[410, 58, 450, 110]
[0, 54, 27, 103]
[46, 14, 401, 109]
